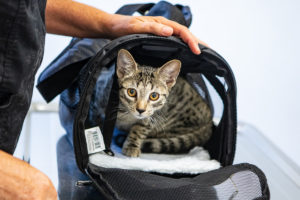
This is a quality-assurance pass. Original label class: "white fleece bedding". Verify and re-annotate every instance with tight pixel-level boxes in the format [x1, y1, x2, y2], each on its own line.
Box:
[89, 146, 221, 174]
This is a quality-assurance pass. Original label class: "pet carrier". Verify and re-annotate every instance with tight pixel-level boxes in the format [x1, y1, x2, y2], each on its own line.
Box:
[37, 1, 270, 199]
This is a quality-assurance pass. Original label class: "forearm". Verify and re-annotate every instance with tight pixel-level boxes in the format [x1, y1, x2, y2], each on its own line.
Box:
[0, 150, 57, 200]
[45, 0, 112, 38]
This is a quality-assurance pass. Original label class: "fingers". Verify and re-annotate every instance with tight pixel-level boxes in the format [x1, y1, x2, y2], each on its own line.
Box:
[154, 17, 203, 54]
[178, 26, 201, 54]
[114, 15, 208, 55]
[151, 23, 201, 54]
[136, 21, 174, 37]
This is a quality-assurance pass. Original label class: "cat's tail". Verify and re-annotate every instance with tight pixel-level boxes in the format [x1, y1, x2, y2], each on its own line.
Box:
[141, 122, 213, 154]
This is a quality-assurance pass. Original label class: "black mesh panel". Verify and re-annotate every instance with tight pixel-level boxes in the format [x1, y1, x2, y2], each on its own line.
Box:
[87, 163, 269, 200]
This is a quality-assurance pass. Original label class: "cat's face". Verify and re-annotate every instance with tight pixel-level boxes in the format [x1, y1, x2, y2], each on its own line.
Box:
[116, 49, 181, 119]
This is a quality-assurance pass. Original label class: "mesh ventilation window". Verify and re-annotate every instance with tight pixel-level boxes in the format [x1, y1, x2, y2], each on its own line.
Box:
[88, 166, 266, 200]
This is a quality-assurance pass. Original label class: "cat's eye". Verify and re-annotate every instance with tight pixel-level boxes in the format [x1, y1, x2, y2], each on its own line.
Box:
[149, 92, 159, 101]
[127, 88, 137, 97]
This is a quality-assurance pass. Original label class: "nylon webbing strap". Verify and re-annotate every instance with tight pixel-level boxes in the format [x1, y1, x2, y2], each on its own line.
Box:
[116, 2, 190, 27]
[203, 74, 228, 162]
[101, 75, 119, 156]
[204, 74, 227, 103]
[116, 3, 154, 15]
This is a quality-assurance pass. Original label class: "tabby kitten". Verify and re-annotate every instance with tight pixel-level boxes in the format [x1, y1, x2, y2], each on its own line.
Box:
[116, 49, 212, 157]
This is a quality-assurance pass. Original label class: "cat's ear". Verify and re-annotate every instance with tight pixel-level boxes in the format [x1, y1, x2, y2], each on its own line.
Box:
[158, 59, 181, 88]
[117, 49, 137, 79]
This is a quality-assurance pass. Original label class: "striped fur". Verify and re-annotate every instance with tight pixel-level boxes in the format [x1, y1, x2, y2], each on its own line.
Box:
[116, 49, 212, 157]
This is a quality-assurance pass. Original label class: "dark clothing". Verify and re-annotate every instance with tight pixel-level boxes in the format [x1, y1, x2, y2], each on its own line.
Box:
[0, 1, 102, 199]
[0, 0, 47, 154]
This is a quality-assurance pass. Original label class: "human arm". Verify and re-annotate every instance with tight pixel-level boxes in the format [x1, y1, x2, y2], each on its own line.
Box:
[0, 150, 57, 200]
[45, 0, 207, 55]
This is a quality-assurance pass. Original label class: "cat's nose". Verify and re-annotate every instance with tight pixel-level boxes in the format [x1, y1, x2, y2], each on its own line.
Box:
[136, 108, 145, 114]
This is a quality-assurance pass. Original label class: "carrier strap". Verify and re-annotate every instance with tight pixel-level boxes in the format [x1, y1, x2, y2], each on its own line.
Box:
[116, 3, 155, 15]
[203, 73, 228, 161]
[116, 2, 191, 27]
[102, 75, 119, 156]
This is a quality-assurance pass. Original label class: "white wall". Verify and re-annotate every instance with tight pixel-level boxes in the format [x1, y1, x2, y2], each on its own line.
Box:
[33, 0, 300, 167]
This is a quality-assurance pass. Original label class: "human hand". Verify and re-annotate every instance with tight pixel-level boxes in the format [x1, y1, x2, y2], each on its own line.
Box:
[46, 0, 208, 55]
[0, 150, 57, 200]
[106, 15, 208, 55]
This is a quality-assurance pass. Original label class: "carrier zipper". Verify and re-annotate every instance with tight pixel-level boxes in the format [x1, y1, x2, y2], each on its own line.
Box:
[75, 180, 93, 187]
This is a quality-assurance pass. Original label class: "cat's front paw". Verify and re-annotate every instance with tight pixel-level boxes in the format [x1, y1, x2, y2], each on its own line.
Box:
[122, 146, 141, 157]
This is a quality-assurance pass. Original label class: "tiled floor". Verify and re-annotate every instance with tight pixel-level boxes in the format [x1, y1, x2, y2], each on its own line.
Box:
[14, 103, 300, 199]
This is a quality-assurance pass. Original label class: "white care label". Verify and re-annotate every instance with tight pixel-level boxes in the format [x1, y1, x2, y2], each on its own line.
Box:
[84, 127, 106, 154]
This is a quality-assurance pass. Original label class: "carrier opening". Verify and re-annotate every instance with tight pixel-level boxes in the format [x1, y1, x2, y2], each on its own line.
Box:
[84, 46, 225, 175]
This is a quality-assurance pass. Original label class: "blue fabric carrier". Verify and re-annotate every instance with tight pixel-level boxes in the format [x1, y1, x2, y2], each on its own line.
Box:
[37, 1, 270, 199]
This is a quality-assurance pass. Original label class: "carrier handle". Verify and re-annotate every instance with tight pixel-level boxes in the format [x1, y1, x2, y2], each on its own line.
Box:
[116, 1, 192, 27]
[116, 3, 155, 16]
